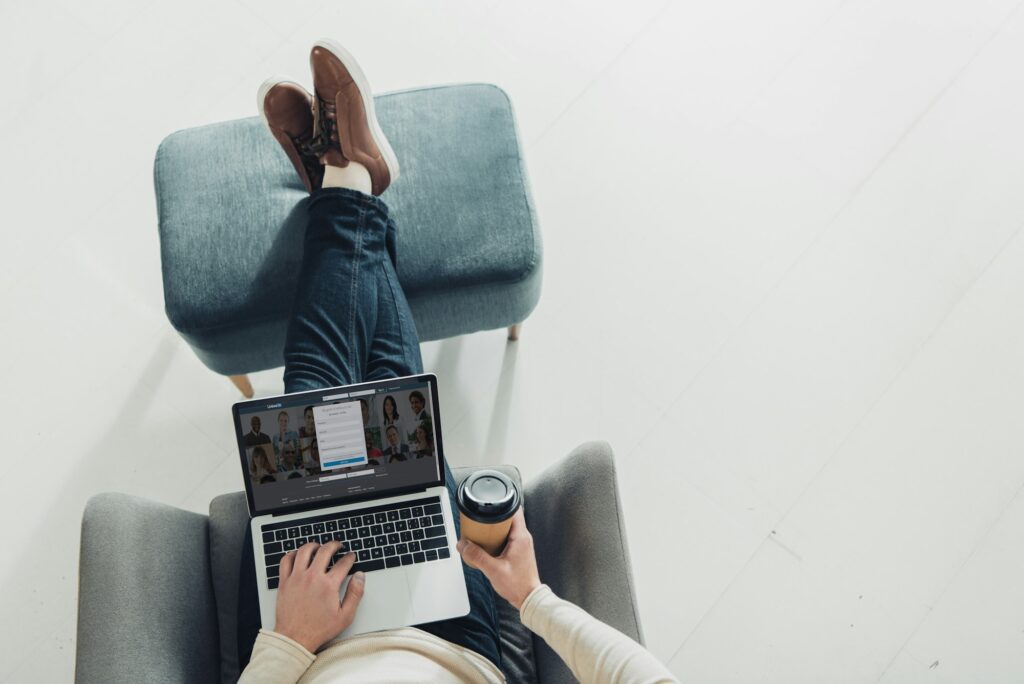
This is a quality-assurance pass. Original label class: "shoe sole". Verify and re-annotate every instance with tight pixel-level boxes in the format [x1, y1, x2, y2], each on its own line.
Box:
[312, 38, 401, 185]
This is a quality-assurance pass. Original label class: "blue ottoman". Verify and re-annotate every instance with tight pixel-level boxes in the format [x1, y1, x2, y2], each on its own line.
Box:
[155, 84, 542, 395]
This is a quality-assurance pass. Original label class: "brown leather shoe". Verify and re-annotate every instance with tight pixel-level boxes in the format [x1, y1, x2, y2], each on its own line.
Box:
[309, 39, 399, 196]
[257, 77, 323, 193]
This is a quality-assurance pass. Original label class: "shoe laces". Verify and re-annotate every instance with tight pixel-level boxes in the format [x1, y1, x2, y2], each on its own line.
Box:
[306, 93, 339, 156]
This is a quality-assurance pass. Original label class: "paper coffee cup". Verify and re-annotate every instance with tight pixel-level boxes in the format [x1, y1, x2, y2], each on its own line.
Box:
[457, 470, 521, 567]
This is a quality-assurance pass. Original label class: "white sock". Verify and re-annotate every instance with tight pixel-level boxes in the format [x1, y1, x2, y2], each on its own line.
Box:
[322, 162, 372, 194]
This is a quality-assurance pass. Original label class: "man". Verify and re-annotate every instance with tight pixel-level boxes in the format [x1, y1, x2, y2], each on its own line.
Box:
[243, 416, 272, 447]
[277, 443, 305, 479]
[407, 391, 430, 422]
[237, 39, 676, 684]
[381, 425, 409, 463]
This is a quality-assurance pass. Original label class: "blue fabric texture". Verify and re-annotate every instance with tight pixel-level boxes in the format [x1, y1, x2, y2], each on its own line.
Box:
[233, 186, 502, 672]
[155, 84, 542, 375]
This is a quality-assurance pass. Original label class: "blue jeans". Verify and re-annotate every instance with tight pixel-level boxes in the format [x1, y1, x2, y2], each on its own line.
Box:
[237, 188, 501, 670]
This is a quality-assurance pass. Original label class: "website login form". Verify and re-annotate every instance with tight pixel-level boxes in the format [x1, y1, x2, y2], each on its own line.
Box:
[313, 401, 368, 470]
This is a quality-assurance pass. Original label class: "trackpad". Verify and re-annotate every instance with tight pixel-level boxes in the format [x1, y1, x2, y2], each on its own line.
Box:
[340, 570, 413, 636]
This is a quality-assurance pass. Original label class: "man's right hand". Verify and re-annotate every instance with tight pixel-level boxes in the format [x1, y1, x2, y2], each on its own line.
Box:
[457, 509, 541, 610]
[273, 542, 365, 653]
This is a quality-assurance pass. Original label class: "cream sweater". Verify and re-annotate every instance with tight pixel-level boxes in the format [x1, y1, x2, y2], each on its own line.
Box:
[239, 584, 677, 683]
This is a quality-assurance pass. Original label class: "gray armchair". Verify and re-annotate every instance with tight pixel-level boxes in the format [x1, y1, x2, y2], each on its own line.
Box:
[76, 442, 643, 683]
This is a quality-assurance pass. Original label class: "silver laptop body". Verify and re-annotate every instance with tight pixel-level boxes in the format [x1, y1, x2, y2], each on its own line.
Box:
[232, 373, 469, 637]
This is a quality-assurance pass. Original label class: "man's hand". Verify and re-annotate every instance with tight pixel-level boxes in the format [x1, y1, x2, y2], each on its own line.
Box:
[273, 541, 365, 653]
[457, 509, 541, 610]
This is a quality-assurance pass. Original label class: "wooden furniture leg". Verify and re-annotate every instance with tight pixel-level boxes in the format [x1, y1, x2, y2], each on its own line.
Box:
[229, 374, 254, 398]
[507, 323, 521, 341]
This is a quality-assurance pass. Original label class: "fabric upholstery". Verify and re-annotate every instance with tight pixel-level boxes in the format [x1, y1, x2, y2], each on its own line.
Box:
[525, 441, 645, 684]
[155, 84, 542, 376]
[208, 491, 251, 683]
[76, 493, 220, 684]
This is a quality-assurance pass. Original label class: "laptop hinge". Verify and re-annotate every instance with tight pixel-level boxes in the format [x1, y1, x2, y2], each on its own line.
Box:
[264, 485, 437, 519]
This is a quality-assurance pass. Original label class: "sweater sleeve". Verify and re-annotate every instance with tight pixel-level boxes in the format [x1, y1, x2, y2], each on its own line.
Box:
[238, 629, 316, 684]
[520, 585, 678, 684]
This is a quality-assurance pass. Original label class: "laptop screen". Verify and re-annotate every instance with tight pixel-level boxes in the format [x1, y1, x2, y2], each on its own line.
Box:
[233, 374, 444, 515]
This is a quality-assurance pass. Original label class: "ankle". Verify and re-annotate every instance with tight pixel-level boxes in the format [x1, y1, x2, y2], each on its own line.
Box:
[322, 162, 372, 194]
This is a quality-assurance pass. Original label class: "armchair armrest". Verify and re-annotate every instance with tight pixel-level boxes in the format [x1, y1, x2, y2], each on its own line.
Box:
[76, 493, 220, 684]
[525, 441, 644, 684]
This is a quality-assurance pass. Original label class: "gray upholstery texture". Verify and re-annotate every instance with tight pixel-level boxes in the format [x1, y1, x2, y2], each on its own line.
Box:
[525, 441, 645, 684]
[76, 493, 220, 684]
[208, 492, 251, 683]
[76, 444, 641, 683]
[155, 83, 543, 376]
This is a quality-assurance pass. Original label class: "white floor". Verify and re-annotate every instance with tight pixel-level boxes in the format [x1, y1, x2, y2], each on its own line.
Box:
[2, 0, 1023, 681]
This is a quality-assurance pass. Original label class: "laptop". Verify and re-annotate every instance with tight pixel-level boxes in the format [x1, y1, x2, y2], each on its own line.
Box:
[232, 373, 469, 636]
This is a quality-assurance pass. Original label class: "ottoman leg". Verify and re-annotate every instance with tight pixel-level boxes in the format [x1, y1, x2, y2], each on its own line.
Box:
[507, 323, 521, 341]
[229, 374, 254, 398]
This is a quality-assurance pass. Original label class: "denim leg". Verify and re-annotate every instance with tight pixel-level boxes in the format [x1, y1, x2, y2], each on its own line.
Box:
[363, 217, 425, 383]
[361, 211, 502, 672]
[237, 187, 500, 672]
[282, 187, 388, 394]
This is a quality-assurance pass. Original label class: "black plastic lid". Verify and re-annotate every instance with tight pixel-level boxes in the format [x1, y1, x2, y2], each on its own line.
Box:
[456, 470, 521, 523]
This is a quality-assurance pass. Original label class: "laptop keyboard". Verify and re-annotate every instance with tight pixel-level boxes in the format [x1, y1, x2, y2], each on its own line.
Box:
[259, 496, 451, 590]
